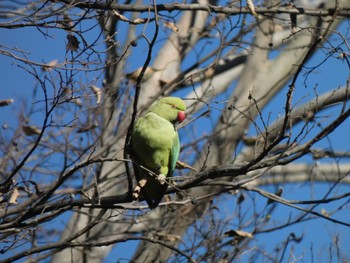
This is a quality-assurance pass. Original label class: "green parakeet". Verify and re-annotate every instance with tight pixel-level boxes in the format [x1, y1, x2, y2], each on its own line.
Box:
[131, 97, 186, 209]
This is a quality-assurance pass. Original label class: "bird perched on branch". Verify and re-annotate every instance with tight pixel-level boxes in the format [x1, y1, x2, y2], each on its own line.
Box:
[131, 97, 186, 209]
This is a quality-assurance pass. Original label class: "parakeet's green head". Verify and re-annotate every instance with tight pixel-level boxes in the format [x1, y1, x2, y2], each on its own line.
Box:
[148, 97, 186, 124]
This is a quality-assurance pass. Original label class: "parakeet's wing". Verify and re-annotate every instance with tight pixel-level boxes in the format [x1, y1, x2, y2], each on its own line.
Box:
[169, 133, 180, 177]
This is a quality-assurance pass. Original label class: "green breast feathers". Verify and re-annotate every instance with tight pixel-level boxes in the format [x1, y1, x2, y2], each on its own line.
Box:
[131, 97, 186, 209]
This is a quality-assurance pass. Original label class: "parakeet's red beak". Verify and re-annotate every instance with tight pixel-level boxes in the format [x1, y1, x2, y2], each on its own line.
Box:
[177, 111, 186, 123]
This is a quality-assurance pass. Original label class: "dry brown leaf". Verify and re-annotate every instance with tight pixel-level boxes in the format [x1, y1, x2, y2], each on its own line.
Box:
[66, 34, 80, 52]
[163, 21, 179, 32]
[242, 135, 257, 146]
[126, 67, 155, 83]
[9, 188, 19, 204]
[112, 10, 145, 24]
[112, 10, 129, 22]
[247, 0, 258, 18]
[42, 59, 58, 71]
[132, 18, 146, 24]
[62, 88, 83, 106]
[62, 13, 73, 29]
[22, 125, 41, 136]
[155, 233, 181, 242]
[203, 67, 215, 79]
[321, 208, 330, 217]
[0, 99, 14, 107]
[224, 229, 253, 239]
[72, 98, 83, 106]
[63, 87, 71, 95]
[90, 85, 102, 105]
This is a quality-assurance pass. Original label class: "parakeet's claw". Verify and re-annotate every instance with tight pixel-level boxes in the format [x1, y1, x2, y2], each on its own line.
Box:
[157, 174, 166, 185]
[132, 186, 141, 199]
[155, 164, 162, 174]
[133, 179, 147, 199]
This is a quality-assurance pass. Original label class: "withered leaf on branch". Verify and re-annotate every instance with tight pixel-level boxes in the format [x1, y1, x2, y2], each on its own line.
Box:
[22, 125, 41, 136]
[62, 87, 83, 106]
[9, 187, 19, 204]
[242, 135, 257, 146]
[66, 34, 80, 52]
[247, 0, 258, 18]
[154, 233, 181, 242]
[112, 9, 146, 24]
[72, 98, 83, 106]
[62, 13, 74, 30]
[0, 99, 14, 107]
[90, 85, 102, 105]
[133, 18, 146, 24]
[321, 208, 330, 218]
[41, 59, 58, 71]
[112, 9, 128, 22]
[163, 21, 179, 32]
[126, 67, 155, 83]
[224, 229, 254, 239]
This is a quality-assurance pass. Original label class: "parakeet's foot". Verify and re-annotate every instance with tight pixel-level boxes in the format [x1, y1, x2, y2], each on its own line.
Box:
[133, 179, 147, 199]
[157, 174, 166, 185]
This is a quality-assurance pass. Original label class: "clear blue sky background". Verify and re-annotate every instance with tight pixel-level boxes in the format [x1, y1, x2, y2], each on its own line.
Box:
[1, 4, 350, 262]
